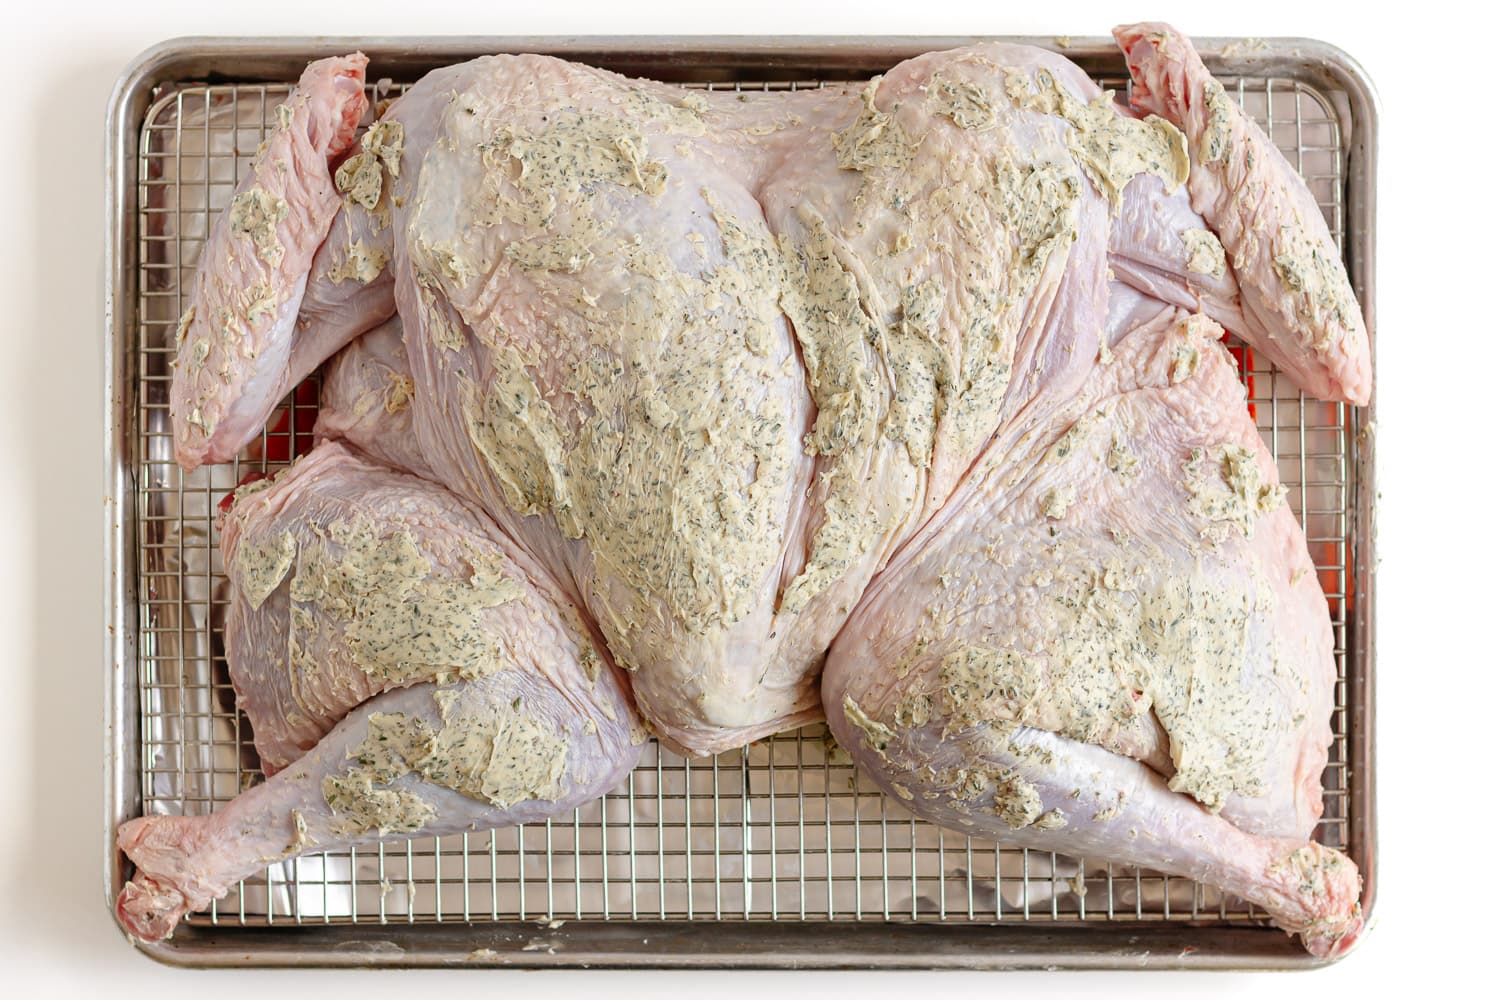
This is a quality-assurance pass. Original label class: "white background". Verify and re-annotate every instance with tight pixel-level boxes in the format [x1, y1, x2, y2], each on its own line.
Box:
[2, 0, 1494, 992]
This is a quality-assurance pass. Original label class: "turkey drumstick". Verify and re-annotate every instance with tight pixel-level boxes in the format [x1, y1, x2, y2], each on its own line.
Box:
[118, 442, 642, 939]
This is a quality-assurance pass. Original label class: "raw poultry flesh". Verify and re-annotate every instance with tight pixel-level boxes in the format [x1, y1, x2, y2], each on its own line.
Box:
[120, 22, 1370, 955]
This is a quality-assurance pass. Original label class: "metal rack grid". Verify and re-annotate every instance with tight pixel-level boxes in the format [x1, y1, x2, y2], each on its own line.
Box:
[130, 65, 1358, 936]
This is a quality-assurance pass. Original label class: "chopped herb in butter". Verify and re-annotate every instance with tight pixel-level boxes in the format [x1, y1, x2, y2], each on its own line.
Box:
[228, 186, 290, 266]
[1183, 227, 1228, 279]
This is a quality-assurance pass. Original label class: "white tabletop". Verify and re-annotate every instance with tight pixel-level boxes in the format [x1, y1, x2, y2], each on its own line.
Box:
[3, 0, 1492, 992]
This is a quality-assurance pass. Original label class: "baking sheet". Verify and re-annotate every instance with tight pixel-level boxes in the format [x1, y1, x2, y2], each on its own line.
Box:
[104, 35, 1377, 969]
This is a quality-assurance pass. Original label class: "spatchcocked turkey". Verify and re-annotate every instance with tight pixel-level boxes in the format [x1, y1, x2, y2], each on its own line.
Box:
[119, 22, 1370, 955]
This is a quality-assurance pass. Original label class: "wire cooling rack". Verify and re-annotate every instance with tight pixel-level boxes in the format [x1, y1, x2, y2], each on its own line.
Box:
[109, 36, 1374, 968]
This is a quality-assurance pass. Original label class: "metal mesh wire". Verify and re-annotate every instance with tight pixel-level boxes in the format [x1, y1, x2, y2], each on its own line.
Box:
[132, 66, 1357, 931]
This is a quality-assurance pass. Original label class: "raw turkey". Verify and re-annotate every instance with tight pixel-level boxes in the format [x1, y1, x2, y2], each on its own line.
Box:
[121, 22, 1370, 956]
